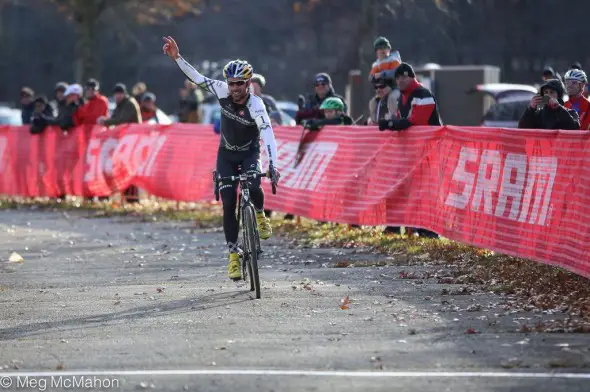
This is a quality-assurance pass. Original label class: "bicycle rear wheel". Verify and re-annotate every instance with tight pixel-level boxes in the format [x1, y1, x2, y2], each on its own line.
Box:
[243, 204, 261, 299]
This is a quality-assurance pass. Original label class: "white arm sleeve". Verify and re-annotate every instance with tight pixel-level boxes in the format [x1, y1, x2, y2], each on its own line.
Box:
[248, 95, 278, 167]
[175, 56, 229, 99]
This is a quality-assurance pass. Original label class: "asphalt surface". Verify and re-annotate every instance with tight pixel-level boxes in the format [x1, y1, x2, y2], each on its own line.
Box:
[0, 209, 589, 392]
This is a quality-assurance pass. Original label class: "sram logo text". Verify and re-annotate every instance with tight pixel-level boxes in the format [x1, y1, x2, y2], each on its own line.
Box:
[445, 147, 557, 226]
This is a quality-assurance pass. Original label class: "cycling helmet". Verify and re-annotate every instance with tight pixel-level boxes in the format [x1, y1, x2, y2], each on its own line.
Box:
[223, 59, 253, 80]
[564, 69, 587, 83]
[251, 73, 266, 87]
[320, 97, 344, 111]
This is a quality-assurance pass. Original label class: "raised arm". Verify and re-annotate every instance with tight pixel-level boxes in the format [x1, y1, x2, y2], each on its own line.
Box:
[248, 95, 278, 167]
[163, 36, 229, 99]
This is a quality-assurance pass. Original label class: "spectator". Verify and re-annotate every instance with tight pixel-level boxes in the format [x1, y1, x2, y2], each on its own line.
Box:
[542, 66, 562, 83]
[378, 62, 440, 239]
[79, 78, 109, 125]
[20, 87, 35, 124]
[563, 69, 590, 130]
[132, 82, 147, 103]
[29, 96, 55, 134]
[60, 83, 84, 131]
[368, 77, 399, 125]
[369, 36, 402, 83]
[570, 63, 590, 98]
[295, 73, 348, 124]
[378, 63, 442, 132]
[303, 97, 352, 131]
[251, 73, 279, 114]
[178, 79, 202, 123]
[98, 83, 141, 126]
[140, 92, 170, 124]
[50, 82, 68, 117]
[518, 79, 580, 130]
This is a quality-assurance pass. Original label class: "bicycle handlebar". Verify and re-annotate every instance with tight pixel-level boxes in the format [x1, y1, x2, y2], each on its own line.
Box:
[213, 170, 277, 201]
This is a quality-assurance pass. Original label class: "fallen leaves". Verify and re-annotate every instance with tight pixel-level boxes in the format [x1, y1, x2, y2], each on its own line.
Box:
[339, 296, 350, 310]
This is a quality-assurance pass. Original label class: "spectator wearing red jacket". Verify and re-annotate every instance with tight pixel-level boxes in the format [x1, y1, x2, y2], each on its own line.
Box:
[378, 63, 442, 131]
[78, 78, 109, 125]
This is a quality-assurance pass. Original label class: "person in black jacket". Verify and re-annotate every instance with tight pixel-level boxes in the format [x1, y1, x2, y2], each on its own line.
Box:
[518, 79, 580, 130]
[295, 73, 348, 125]
[30, 96, 56, 134]
[378, 62, 442, 131]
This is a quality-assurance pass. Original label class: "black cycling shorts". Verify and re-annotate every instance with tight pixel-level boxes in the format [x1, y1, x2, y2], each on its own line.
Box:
[216, 147, 262, 190]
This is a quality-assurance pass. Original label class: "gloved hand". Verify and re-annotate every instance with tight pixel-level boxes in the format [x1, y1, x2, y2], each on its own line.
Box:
[304, 120, 320, 131]
[378, 118, 405, 131]
[378, 118, 391, 131]
[268, 167, 280, 185]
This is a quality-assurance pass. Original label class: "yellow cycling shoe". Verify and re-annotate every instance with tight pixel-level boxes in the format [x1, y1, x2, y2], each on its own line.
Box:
[256, 211, 272, 240]
[228, 252, 241, 280]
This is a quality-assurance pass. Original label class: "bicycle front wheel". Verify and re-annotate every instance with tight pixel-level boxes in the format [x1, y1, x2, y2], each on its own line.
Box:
[243, 204, 261, 299]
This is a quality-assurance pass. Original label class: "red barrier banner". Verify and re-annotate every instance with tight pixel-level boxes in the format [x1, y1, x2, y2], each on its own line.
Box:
[0, 124, 589, 278]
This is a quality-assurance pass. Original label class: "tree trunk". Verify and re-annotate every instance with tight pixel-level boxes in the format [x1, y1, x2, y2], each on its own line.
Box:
[356, 0, 378, 109]
[73, 0, 103, 83]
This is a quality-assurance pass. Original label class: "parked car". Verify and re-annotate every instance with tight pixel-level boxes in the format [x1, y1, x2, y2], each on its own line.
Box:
[0, 106, 22, 125]
[276, 100, 298, 120]
[469, 82, 573, 128]
[469, 83, 538, 128]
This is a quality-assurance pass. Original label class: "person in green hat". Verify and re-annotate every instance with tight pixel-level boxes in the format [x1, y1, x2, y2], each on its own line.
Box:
[369, 36, 402, 82]
[303, 97, 352, 131]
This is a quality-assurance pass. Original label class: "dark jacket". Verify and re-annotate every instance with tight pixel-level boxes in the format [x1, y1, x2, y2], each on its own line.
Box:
[295, 90, 348, 124]
[29, 105, 56, 134]
[58, 99, 85, 130]
[379, 79, 442, 131]
[50, 99, 68, 118]
[304, 114, 353, 131]
[518, 79, 580, 130]
[262, 94, 279, 114]
[104, 96, 141, 126]
[21, 102, 35, 124]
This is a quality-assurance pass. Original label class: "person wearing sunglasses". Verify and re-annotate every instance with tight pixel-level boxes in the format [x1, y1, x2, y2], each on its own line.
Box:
[163, 36, 280, 281]
[294, 73, 348, 125]
[368, 78, 399, 126]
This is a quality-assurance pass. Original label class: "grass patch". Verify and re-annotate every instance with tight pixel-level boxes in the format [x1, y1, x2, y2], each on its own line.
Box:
[0, 196, 223, 227]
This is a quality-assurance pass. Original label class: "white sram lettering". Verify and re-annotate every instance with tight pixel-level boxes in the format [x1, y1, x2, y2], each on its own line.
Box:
[83, 138, 102, 182]
[445, 148, 557, 226]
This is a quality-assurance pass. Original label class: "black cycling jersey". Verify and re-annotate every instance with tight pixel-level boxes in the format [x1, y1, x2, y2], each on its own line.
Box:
[176, 56, 278, 162]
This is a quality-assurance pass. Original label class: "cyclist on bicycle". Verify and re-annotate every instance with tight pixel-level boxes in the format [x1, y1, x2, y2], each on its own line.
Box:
[163, 36, 280, 280]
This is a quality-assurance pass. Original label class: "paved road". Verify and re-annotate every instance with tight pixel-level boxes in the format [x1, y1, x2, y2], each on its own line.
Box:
[0, 209, 589, 391]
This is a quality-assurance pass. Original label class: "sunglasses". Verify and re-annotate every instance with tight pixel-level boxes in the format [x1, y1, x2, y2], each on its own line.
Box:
[374, 85, 387, 90]
[228, 80, 246, 87]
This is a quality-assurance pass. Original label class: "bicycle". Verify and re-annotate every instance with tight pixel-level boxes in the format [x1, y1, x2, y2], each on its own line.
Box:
[213, 165, 277, 299]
